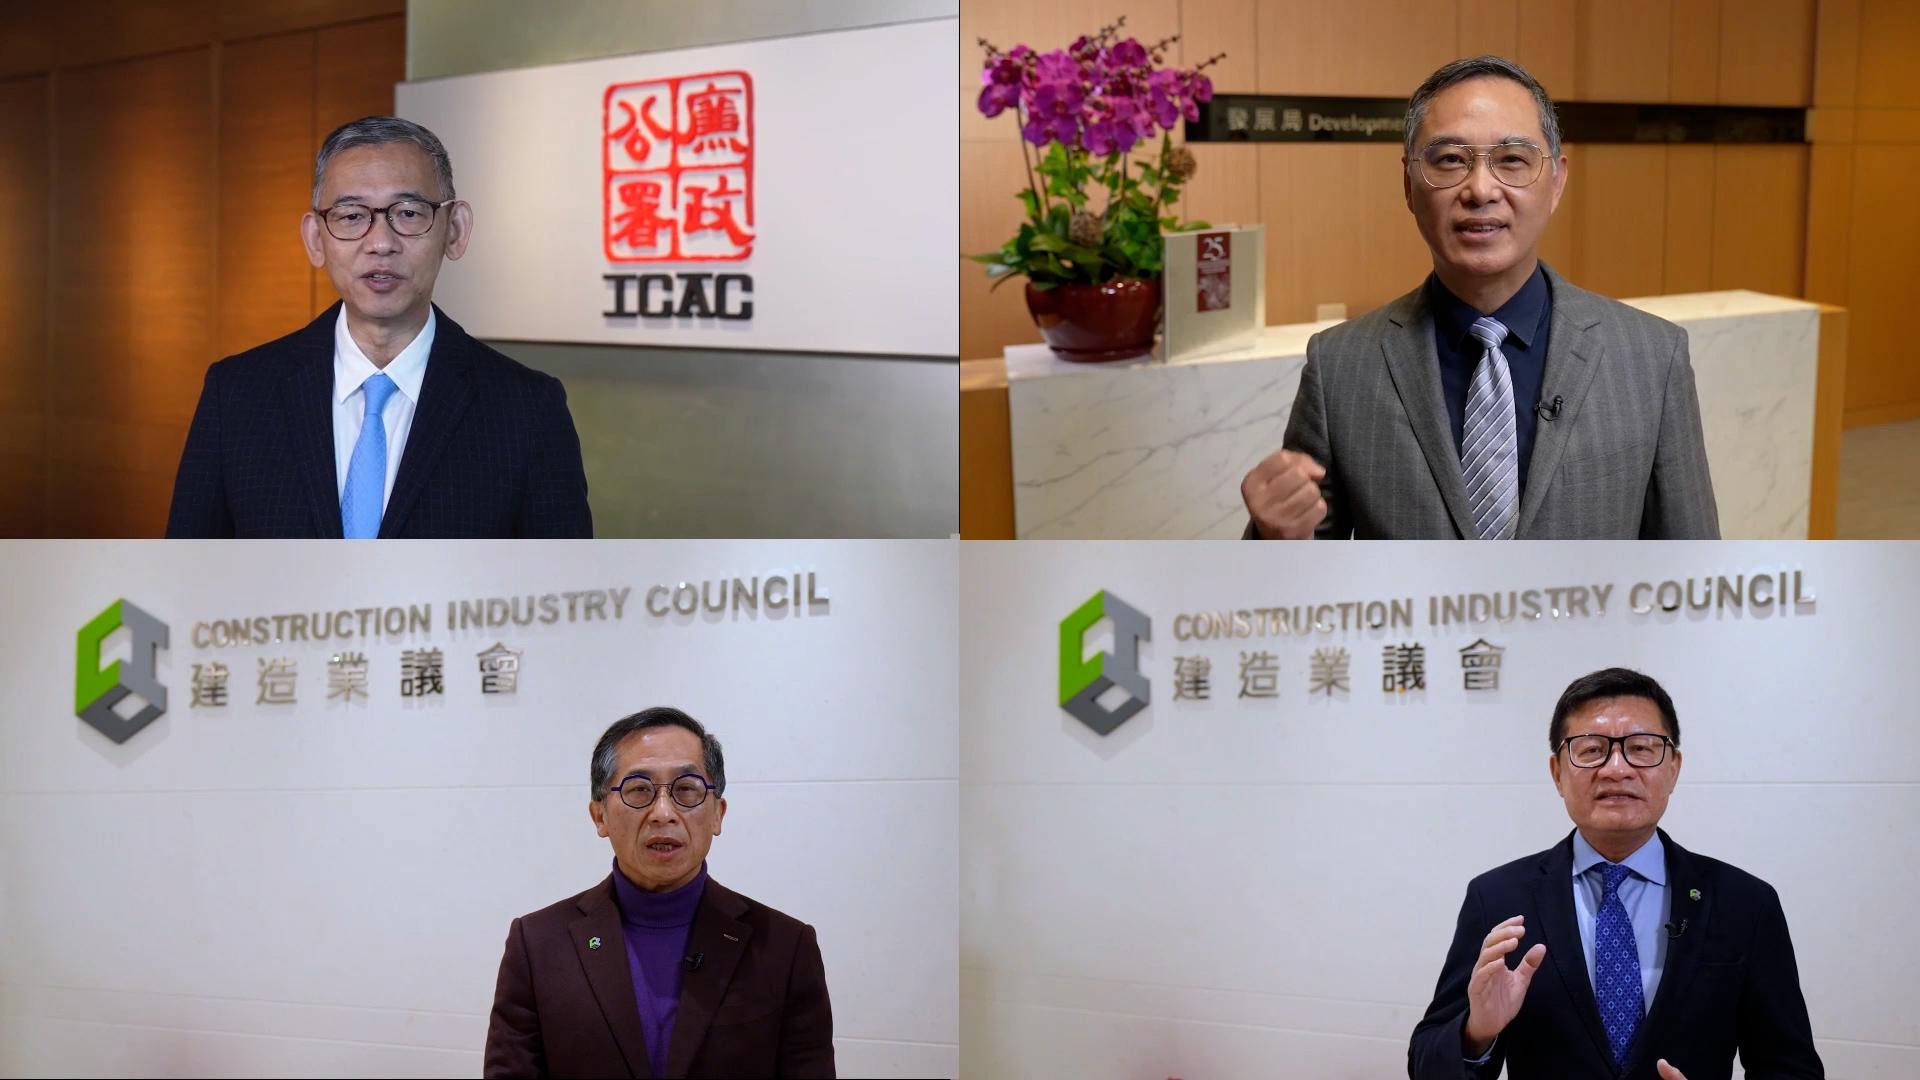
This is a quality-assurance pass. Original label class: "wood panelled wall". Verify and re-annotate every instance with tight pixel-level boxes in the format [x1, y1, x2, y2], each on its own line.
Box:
[961, 2, 1920, 420]
[1807, 0, 1920, 427]
[0, 1, 404, 537]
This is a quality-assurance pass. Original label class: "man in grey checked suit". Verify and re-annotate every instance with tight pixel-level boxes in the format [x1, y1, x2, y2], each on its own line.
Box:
[1241, 56, 1719, 540]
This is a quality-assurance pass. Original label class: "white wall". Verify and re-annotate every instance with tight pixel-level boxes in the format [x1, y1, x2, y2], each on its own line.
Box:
[0, 540, 957, 1078]
[960, 541, 1920, 1079]
[396, 19, 958, 358]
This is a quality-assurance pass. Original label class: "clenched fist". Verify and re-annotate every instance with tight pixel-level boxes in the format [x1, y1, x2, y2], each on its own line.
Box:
[1241, 449, 1328, 539]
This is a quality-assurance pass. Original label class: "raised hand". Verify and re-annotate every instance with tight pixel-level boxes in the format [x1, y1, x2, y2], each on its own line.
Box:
[1462, 915, 1546, 1056]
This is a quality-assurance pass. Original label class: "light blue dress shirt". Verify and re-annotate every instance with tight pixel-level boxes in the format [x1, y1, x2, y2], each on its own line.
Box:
[1571, 830, 1670, 1014]
[1464, 831, 1672, 1066]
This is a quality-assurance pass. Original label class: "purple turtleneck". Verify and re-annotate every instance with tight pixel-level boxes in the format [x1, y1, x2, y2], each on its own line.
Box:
[610, 859, 708, 1078]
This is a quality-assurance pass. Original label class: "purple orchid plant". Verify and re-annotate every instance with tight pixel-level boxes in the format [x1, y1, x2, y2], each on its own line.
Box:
[969, 18, 1223, 290]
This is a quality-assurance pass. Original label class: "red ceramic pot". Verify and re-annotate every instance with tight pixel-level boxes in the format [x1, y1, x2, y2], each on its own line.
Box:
[1024, 278, 1162, 362]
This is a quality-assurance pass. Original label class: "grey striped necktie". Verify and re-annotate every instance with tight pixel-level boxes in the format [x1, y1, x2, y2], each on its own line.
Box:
[1461, 316, 1519, 540]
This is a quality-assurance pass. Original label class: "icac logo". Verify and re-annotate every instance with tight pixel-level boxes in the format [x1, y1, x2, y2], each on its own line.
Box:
[1058, 590, 1151, 736]
[601, 70, 757, 321]
[75, 599, 170, 745]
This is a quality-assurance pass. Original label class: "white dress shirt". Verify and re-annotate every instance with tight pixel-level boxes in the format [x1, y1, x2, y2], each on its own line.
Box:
[332, 306, 435, 513]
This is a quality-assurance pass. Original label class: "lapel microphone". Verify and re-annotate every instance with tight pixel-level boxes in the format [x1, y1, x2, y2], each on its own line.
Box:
[684, 952, 705, 971]
[1663, 918, 1688, 940]
[1535, 395, 1564, 421]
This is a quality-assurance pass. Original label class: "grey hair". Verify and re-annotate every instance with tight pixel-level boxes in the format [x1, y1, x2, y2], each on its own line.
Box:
[1404, 55, 1562, 160]
[312, 115, 456, 207]
[590, 706, 727, 802]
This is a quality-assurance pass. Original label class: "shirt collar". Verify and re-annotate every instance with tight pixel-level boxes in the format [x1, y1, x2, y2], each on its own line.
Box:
[1571, 829, 1667, 887]
[611, 858, 709, 928]
[1428, 262, 1549, 350]
[332, 305, 435, 405]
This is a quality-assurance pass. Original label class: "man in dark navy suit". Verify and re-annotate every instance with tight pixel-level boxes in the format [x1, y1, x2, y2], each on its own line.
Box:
[166, 116, 591, 538]
[1409, 668, 1823, 1080]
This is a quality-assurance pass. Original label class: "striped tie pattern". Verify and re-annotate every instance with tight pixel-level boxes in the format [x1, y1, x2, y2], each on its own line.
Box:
[1461, 316, 1519, 540]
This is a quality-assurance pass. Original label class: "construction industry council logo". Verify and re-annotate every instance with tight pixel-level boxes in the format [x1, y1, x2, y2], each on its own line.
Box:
[602, 70, 755, 321]
[75, 599, 170, 745]
[1058, 590, 1152, 736]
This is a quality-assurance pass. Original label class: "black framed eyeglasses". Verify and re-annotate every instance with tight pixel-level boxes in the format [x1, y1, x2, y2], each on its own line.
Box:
[1412, 141, 1548, 189]
[315, 198, 454, 241]
[1558, 733, 1675, 769]
[613, 773, 716, 811]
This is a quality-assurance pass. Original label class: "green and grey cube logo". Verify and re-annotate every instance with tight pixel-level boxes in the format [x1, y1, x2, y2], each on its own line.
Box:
[75, 599, 170, 745]
[1058, 589, 1150, 735]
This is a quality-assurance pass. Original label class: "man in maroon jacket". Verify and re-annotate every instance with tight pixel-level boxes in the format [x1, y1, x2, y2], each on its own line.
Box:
[484, 707, 835, 1078]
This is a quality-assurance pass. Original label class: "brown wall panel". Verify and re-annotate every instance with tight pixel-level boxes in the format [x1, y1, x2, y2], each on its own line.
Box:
[1844, 144, 1920, 420]
[0, 3, 405, 534]
[1575, 0, 1671, 103]
[50, 47, 215, 537]
[1571, 145, 1667, 299]
[0, 75, 49, 536]
[0, 8, 57, 79]
[1515, 0, 1577, 99]
[214, 0, 405, 44]
[1667, 0, 1720, 105]
[1536, 151, 1578, 279]
[961, 0, 1181, 71]
[1708, 144, 1807, 297]
[311, 15, 406, 316]
[1257, 0, 1460, 97]
[1260, 143, 1430, 324]
[959, 140, 1041, 361]
[1719, 0, 1814, 105]
[1803, 143, 1852, 305]
[1854, 0, 1920, 108]
[219, 31, 320, 358]
[1813, 0, 1860, 107]
[1180, 0, 1255, 88]
[54, 1, 213, 71]
[1182, 143, 1262, 237]
[1661, 145, 1716, 293]
[1456, 0, 1520, 61]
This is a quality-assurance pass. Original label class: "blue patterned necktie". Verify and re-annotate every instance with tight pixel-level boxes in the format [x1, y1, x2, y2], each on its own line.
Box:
[1594, 862, 1645, 1065]
[340, 372, 398, 540]
[1461, 315, 1519, 540]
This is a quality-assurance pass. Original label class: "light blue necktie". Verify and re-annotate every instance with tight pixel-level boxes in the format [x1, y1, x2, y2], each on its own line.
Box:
[340, 373, 398, 539]
[1461, 315, 1519, 540]
[1594, 862, 1645, 1065]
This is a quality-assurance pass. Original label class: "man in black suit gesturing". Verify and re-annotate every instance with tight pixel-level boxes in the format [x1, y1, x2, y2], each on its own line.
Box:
[1409, 668, 1823, 1080]
[167, 116, 592, 538]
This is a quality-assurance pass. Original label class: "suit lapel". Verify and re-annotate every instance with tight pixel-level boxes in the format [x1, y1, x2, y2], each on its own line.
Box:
[380, 306, 475, 538]
[1533, 832, 1619, 1074]
[1515, 266, 1606, 537]
[571, 876, 653, 1078]
[1625, 830, 1712, 1077]
[283, 304, 345, 538]
[664, 879, 754, 1079]
[1377, 285, 1475, 538]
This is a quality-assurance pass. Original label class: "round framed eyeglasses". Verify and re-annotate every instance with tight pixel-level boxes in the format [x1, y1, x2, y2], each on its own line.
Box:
[613, 774, 716, 811]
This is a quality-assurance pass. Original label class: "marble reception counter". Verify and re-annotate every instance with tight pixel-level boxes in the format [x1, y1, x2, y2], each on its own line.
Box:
[998, 290, 1825, 540]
